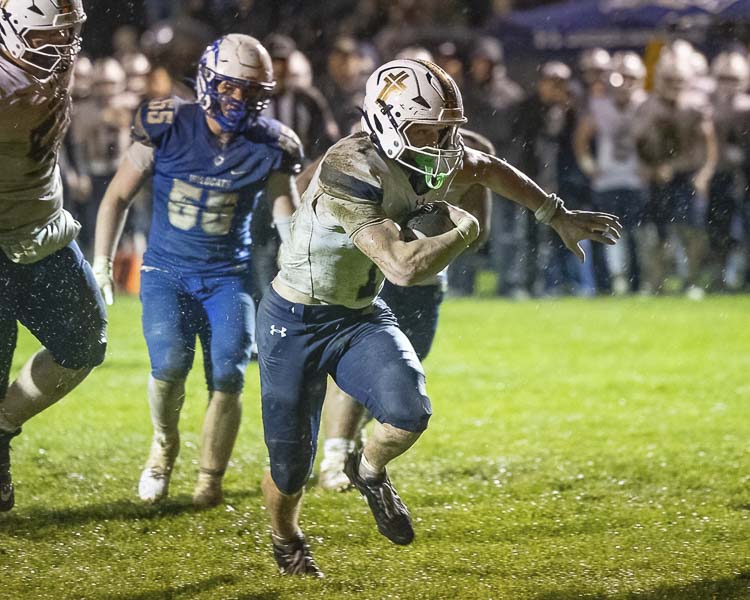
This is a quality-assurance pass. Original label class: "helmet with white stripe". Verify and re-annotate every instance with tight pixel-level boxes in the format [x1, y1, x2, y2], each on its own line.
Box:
[196, 34, 275, 133]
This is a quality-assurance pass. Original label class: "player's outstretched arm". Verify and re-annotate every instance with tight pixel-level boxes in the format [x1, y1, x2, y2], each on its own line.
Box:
[93, 146, 151, 305]
[350, 205, 479, 287]
[458, 147, 623, 262]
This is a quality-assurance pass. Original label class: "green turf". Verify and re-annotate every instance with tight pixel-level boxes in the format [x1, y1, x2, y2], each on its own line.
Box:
[2, 295, 749, 599]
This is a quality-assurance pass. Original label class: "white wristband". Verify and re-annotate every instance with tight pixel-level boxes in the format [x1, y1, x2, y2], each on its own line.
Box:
[534, 194, 564, 225]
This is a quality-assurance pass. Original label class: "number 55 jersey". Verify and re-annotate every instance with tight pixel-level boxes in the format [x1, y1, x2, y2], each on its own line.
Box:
[131, 97, 302, 275]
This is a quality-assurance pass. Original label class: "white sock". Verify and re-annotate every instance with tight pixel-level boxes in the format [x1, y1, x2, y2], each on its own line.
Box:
[323, 437, 354, 457]
[272, 530, 302, 546]
[359, 452, 384, 480]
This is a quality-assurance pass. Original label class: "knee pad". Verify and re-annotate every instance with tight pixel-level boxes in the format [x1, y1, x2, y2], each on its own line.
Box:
[267, 441, 315, 495]
[151, 365, 191, 383]
[209, 365, 245, 394]
[379, 394, 431, 433]
[54, 335, 107, 370]
[369, 367, 432, 433]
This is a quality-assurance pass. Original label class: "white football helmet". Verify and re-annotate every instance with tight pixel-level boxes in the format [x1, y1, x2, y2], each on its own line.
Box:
[71, 52, 91, 98]
[609, 51, 645, 100]
[395, 46, 434, 63]
[121, 52, 151, 96]
[579, 47, 611, 85]
[196, 34, 275, 133]
[361, 59, 466, 189]
[0, 0, 86, 80]
[92, 57, 126, 98]
[711, 51, 750, 96]
[653, 48, 694, 102]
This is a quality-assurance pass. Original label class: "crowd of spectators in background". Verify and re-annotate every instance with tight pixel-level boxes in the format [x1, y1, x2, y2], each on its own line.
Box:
[63, 0, 750, 299]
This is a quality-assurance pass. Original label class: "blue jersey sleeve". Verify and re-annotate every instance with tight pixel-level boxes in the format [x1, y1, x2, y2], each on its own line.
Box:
[131, 96, 186, 148]
[246, 117, 304, 175]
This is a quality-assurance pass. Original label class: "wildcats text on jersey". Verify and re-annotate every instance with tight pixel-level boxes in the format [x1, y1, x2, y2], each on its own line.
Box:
[133, 97, 302, 276]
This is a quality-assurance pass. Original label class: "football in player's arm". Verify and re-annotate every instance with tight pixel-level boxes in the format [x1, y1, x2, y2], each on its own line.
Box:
[0, 0, 107, 513]
[318, 129, 495, 493]
[93, 34, 302, 509]
[257, 59, 621, 577]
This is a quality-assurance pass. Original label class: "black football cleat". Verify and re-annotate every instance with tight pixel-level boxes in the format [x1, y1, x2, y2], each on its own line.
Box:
[0, 429, 19, 512]
[344, 450, 414, 545]
[272, 533, 324, 578]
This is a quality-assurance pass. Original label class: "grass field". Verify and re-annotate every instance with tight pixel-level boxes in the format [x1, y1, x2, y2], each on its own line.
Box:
[2, 294, 749, 599]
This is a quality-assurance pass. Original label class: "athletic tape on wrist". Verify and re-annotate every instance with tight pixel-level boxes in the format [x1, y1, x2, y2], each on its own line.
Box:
[455, 217, 479, 247]
[534, 194, 564, 225]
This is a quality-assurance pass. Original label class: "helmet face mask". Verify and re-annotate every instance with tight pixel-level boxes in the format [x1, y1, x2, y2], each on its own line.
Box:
[362, 59, 466, 189]
[402, 121, 463, 189]
[0, 0, 86, 81]
[196, 34, 275, 134]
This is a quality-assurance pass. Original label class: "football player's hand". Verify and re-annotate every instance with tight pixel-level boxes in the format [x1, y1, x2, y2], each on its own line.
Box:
[92, 256, 114, 306]
[444, 202, 480, 245]
[550, 209, 622, 262]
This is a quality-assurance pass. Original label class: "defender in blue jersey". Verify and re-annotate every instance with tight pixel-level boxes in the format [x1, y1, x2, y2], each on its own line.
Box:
[93, 35, 302, 508]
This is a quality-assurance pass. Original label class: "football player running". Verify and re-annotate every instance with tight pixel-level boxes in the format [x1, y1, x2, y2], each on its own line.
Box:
[0, 0, 107, 512]
[257, 58, 621, 576]
[318, 129, 495, 492]
[93, 34, 302, 508]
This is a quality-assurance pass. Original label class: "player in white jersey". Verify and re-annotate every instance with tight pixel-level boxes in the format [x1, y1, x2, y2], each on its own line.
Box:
[574, 52, 649, 294]
[706, 51, 750, 289]
[0, 0, 107, 512]
[633, 45, 718, 296]
[256, 58, 622, 576]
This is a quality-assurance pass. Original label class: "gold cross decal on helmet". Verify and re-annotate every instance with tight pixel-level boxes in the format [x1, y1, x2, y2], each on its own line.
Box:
[377, 71, 408, 103]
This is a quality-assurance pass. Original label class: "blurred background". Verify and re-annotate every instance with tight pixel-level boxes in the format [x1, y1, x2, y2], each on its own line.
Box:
[69, 0, 750, 301]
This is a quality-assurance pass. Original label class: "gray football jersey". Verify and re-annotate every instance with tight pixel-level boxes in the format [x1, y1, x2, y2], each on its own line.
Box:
[633, 95, 707, 175]
[278, 132, 460, 308]
[0, 57, 72, 238]
[711, 92, 750, 172]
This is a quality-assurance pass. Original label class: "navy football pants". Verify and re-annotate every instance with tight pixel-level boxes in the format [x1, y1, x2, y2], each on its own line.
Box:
[0, 242, 107, 397]
[257, 287, 431, 494]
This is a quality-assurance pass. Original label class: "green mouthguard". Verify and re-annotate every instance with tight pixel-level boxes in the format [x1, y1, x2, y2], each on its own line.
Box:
[413, 154, 446, 190]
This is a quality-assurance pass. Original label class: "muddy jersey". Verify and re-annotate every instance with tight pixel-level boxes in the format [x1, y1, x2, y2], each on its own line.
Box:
[278, 132, 469, 309]
[633, 95, 709, 175]
[0, 56, 72, 238]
